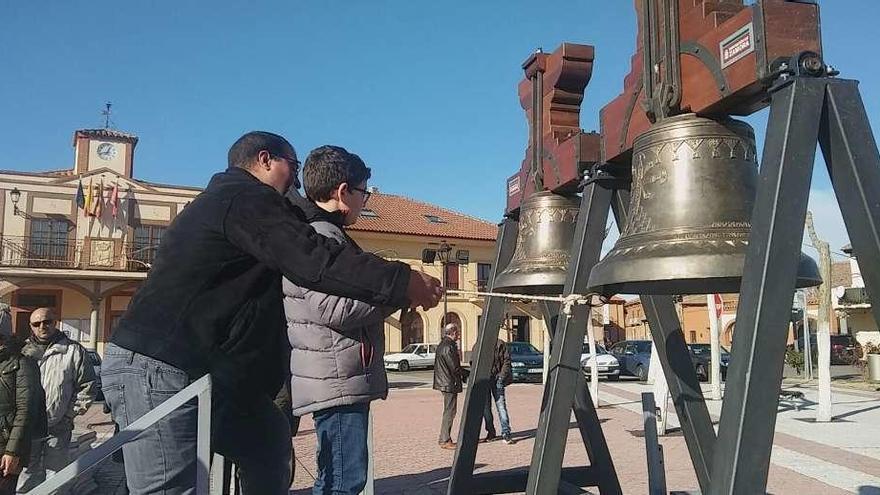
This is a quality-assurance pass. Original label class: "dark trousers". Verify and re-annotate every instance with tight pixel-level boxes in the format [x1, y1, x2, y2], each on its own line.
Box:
[0, 473, 19, 495]
[438, 392, 458, 444]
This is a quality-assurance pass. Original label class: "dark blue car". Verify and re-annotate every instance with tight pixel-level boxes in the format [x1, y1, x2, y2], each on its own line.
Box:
[507, 341, 544, 383]
[608, 340, 652, 381]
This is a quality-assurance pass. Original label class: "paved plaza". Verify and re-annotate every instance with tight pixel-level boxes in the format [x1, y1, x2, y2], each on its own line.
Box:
[69, 372, 880, 494]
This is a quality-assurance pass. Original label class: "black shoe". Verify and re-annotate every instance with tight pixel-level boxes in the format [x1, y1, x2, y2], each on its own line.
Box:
[481, 433, 498, 443]
[502, 434, 516, 445]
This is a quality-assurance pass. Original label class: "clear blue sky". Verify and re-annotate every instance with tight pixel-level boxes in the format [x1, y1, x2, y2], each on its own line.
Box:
[2, 1, 878, 255]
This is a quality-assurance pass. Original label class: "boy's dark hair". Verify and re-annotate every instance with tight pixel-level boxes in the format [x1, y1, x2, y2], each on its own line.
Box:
[228, 131, 295, 170]
[303, 145, 372, 202]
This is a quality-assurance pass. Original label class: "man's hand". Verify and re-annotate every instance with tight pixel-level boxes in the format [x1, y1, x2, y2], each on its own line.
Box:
[0, 454, 20, 476]
[407, 271, 443, 309]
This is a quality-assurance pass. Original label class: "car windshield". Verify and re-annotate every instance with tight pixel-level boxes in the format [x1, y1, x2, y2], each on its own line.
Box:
[582, 344, 608, 354]
[689, 344, 731, 354]
[635, 341, 652, 353]
[508, 343, 541, 355]
[401, 344, 418, 354]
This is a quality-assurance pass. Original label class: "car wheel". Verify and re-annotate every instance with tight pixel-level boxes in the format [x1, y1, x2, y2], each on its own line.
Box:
[636, 365, 648, 382]
[696, 364, 707, 382]
[398, 360, 410, 372]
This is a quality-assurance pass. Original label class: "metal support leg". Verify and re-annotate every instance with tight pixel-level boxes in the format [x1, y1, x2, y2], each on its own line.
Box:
[540, 302, 622, 495]
[820, 78, 880, 330]
[611, 188, 717, 492]
[526, 182, 613, 495]
[709, 76, 824, 494]
[448, 218, 519, 494]
[642, 393, 668, 495]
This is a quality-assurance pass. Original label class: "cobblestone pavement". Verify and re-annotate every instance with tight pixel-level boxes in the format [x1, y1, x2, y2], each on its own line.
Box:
[69, 376, 880, 494]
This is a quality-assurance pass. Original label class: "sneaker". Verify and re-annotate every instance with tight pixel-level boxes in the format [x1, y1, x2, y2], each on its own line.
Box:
[440, 441, 457, 450]
[502, 434, 516, 445]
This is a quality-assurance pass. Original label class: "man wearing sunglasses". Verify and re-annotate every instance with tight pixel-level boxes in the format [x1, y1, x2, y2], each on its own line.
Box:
[18, 308, 95, 494]
[102, 131, 443, 494]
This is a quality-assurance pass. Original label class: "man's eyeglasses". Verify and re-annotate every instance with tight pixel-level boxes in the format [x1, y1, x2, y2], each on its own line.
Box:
[350, 186, 372, 203]
[271, 154, 301, 170]
[30, 320, 54, 328]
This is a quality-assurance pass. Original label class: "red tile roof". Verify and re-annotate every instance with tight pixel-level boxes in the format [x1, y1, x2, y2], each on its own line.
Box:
[347, 192, 498, 241]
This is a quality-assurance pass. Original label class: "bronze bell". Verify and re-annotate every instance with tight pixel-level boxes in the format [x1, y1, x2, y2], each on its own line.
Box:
[494, 191, 581, 295]
[588, 114, 821, 295]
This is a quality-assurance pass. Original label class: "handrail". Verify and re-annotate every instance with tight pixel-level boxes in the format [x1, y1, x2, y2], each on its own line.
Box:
[31, 374, 220, 495]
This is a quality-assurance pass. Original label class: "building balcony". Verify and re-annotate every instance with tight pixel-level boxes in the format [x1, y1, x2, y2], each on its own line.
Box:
[839, 287, 871, 307]
[0, 235, 159, 273]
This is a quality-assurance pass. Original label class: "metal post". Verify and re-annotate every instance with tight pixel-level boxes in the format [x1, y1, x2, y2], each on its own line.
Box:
[642, 393, 667, 495]
[586, 314, 599, 408]
[708, 294, 723, 401]
[802, 291, 814, 380]
[819, 78, 880, 341]
[709, 75, 824, 495]
[197, 376, 213, 494]
[526, 181, 613, 495]
[89, 299, 100, 351]
[448, 219, 518, 494]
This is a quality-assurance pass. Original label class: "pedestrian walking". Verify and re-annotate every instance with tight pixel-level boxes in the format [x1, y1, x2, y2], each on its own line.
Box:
[101, 131, 442, 495]
[18, 308, 94, 494]
[434, 323, 468, 450]
[481, 339, 515, 444]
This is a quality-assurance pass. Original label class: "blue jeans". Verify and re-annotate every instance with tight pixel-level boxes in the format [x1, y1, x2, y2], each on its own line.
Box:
[312, 403, 370, 495]
[483, 378, 511, 437]
[102, 343, 291, 495]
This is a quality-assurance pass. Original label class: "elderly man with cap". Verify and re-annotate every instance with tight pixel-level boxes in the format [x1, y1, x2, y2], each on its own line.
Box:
[17, 307, 95, 493]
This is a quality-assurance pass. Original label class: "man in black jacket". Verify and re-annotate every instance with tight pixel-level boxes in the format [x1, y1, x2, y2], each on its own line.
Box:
[433, 323, 467, 450]
[102, 131, 442, 495]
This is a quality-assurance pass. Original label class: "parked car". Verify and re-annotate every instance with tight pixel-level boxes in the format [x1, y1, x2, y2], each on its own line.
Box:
[608, 340, 652, 381]
[508, 341, 544, 382]
[687, 343, 730, 381]
[384, 343, 436, 372]
[790, 333, 858, 365]
[86, 349, 104, 402]
[580, 343, 620, 380]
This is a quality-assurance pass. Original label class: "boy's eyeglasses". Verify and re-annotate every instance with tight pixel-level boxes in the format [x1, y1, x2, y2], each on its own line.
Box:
[350, 186, 372, 203]
[30, 320, 54, 328]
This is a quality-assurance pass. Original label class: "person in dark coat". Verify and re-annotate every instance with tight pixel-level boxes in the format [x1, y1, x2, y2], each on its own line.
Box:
[101, 131, 443, 495]
[433, 323, 467, 450]
[481, 339, 515, 444]
[0, 316, 45, 495]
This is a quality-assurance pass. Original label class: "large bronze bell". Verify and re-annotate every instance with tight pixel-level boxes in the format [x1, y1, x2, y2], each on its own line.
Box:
[494, 191, 581, 295]
[588, 114, 821, 295]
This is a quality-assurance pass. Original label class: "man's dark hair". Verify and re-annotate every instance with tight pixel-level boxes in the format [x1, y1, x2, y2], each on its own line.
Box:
[303, 145, 372, 202]
[228, 131, 295, 170]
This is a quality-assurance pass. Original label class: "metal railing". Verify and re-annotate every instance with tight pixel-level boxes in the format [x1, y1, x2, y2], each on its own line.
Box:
[31, 375, 222, 495]
[0, 235, 160, 272]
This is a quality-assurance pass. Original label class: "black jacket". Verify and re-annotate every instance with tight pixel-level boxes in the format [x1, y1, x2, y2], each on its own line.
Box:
[0, 344, 45, 463]
[433, 336, 465, 393]
[111, 168, 412, 401]
[492, 340, 513, 386]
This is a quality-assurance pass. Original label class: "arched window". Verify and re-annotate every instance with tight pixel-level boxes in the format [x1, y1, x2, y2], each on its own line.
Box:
[401, 311, 424, 346]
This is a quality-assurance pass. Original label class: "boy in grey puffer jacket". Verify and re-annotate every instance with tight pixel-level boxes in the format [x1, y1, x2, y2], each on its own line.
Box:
[284, 146, 401, 495]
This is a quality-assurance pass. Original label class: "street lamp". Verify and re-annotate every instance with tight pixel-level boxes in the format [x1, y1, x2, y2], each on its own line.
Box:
[9, 188, 26, 218]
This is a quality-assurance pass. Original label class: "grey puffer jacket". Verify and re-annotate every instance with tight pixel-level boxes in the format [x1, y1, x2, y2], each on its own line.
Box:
[284, 194, 398, 416]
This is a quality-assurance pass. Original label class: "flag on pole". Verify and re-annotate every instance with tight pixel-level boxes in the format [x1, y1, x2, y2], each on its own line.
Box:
[110, 182, 119, 217]
[93, 178, 104, 217]
[85, 178, 94, 216]
[75, 180, 85, 210]
[713, 293, 723, 320]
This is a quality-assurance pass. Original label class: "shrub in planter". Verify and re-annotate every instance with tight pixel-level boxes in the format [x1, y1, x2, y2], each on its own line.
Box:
[786, 349, 805, 375]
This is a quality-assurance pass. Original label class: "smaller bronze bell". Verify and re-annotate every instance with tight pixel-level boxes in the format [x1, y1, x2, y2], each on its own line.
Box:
[494, 191, 581, 296]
